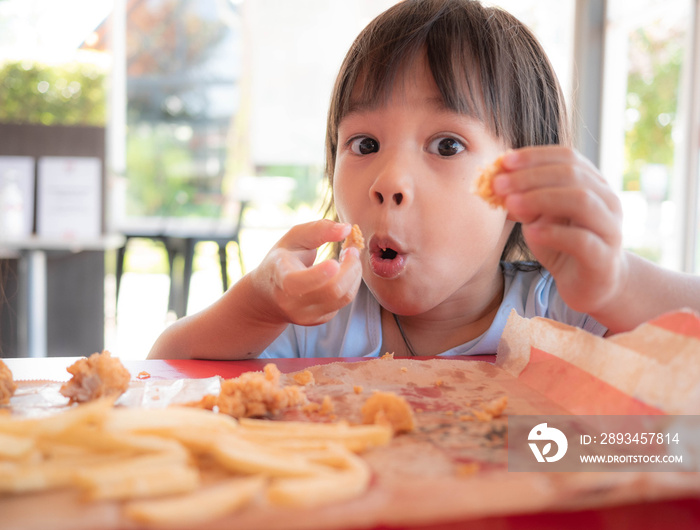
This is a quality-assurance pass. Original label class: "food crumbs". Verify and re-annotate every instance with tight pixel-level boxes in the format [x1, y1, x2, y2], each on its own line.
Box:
[302, 402, 321, 414]
[137, 371, 151, 380]
[320, 395, 334, 415]
[380, 352, 395, 360]
[293, 370, 315, 386]
[353, 385, 363, 394]
[472, 409, 493, 422]
[434, 379, 443, 387]
[400, 367, 408, 373]
[483, 395, 508, 418]
[456, 463, 480, 476]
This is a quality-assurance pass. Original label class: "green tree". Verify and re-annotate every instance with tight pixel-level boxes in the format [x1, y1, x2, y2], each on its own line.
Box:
[623, 27, 684, 193]
[0, 61, 106, 126]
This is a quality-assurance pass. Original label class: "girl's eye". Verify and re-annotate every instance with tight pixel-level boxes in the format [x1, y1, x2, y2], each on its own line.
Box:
[428, 137, 465, 157]
[349, 136, 379, 155]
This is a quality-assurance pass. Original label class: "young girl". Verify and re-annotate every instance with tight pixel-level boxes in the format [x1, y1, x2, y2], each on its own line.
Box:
[149, 0, 700, 360]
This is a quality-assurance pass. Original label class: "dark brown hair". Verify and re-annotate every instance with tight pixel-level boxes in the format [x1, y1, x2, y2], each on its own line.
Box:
[324, 0, 570, 262]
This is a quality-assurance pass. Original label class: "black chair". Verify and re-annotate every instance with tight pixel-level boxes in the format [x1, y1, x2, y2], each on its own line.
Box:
[115, 201, 247, 318]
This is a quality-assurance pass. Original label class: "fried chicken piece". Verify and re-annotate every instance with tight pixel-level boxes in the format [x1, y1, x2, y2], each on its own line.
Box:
[342, 224, 365, 251]
[0, 359, 17, 405]
[194, 364, 308, 419]
[59, 351, 131, 404]
[361, 391, 415, 434]
[473, 155, 505, 208]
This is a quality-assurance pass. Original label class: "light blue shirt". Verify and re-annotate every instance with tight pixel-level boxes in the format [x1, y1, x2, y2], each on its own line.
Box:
[260, 262, 607, 359]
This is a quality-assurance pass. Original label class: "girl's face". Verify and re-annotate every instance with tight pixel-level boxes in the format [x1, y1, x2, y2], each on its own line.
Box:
[333, 57, 515, 317]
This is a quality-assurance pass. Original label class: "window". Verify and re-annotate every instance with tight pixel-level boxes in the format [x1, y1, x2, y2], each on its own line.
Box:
[490, 0, 576, 106]
[601, 0, 697, 271]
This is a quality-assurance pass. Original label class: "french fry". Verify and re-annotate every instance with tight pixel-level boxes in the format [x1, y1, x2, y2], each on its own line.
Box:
[75, 449, 190, 483]
[44, 425, 187, 456]
[80, 464, 200, 501]
[33, 396, 116, 435]
[267, 450, 370, 508]
[0, 432, 34, 459]
[238, 418, 393, 452]
[124, 476, 266, 527]
[209, 434, 330, 477]
[0, 397, 115, 436]
[104, 406, 238, 435]
[0, 460, 77, 494]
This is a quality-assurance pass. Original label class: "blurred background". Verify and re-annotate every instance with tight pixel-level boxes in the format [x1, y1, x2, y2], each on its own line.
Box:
[0, 0, 698, 359]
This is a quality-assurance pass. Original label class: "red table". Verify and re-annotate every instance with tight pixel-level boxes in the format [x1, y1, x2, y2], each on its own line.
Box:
[4, 356, 700, 530]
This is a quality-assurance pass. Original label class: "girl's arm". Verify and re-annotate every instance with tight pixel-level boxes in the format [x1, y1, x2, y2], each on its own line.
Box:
[148, 220, 363, 359]
[590, 251, 700, 334]
[493, 146, 700, 334]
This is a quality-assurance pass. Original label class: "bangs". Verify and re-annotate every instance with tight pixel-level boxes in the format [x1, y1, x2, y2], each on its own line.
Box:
[336, 2, 492, 134]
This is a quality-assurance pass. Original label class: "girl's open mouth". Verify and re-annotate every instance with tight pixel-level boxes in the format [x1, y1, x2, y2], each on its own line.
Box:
[380, 248, 398, 260]
[369, 237, 406, 279]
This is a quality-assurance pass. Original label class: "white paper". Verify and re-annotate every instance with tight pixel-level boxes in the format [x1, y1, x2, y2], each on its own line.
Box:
[36, 157, 102, 239]
[0, 156, 34, 239]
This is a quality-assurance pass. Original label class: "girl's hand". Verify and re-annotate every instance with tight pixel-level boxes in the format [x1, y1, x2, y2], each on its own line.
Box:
[493, 146, 627, 316]
[248, 219, 363, 327]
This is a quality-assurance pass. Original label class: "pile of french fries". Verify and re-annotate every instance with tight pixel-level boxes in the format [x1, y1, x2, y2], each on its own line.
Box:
[0, 398, 393, 527]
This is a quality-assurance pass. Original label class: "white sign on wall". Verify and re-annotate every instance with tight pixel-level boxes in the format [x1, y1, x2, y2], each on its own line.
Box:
[0, 156, 35, 239]
[37, 156, 102, 239]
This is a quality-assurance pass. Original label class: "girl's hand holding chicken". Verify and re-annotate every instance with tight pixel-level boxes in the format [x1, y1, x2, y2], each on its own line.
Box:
[492, 146, 700, 334]
[249, 219, 363, 327]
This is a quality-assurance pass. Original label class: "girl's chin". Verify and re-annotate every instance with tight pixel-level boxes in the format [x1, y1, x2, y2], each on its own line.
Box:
[365, 280, 434, 317]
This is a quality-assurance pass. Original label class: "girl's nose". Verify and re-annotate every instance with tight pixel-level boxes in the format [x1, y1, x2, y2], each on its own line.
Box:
[369, 158, 413, 207]
[373, 190, 404, 205]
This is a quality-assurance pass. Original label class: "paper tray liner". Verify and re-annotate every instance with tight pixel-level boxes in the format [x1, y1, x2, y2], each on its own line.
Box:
[3, 309, 700, 529]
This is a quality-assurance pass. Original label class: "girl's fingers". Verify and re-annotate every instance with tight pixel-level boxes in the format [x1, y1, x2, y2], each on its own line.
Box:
[289, 247, 362, 307]
[280, 219, 352, 252]
[523, 221, 613, 269]
[276, 246, 362, 325]
[502, 146, 600, 179]
[506, 187, 621, 245]
[278, 258, 341, 297]
[494, 162, 620, 216]
[274, 221, 362, 298]
[494, 163, 612, 200]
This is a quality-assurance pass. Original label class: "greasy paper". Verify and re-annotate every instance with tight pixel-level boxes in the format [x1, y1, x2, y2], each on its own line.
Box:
[3, 310, 700, 529]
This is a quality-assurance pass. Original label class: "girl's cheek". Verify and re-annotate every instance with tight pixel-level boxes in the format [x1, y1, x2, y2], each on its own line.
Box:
[332, 177, 353, 221]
